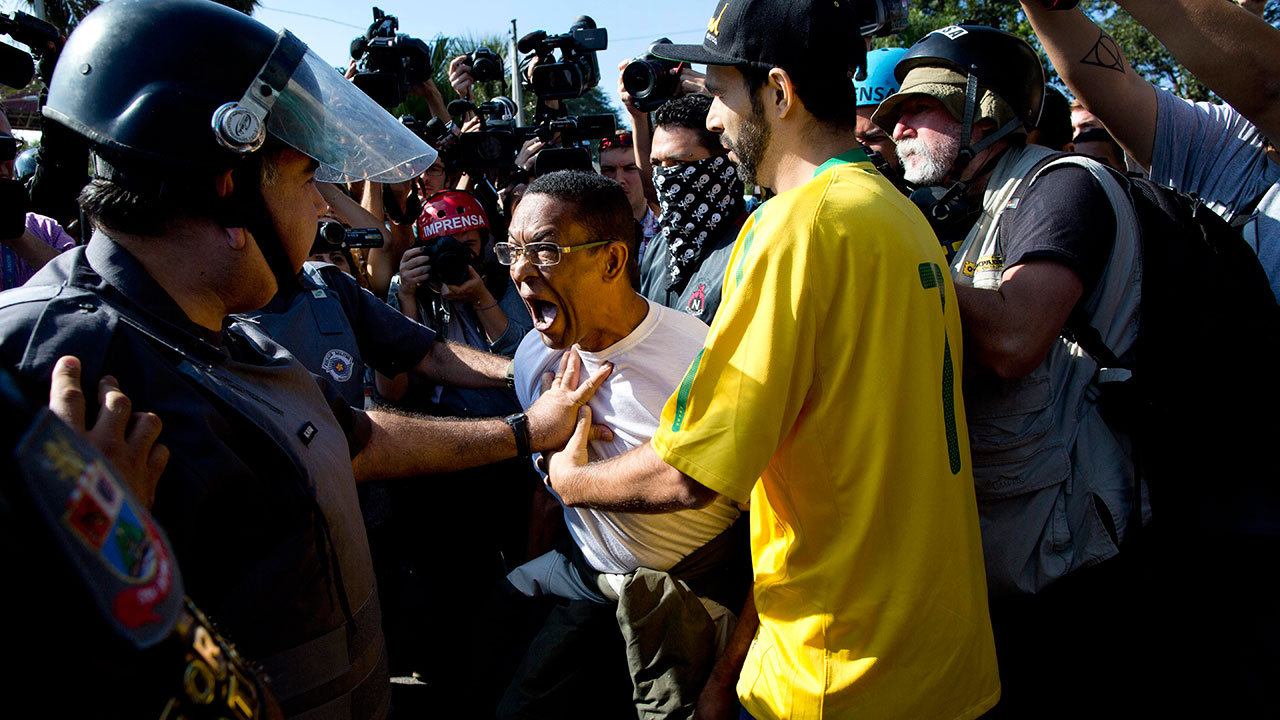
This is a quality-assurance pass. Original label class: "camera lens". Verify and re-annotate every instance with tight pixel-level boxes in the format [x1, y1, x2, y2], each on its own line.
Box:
[622, 60, 658, 98]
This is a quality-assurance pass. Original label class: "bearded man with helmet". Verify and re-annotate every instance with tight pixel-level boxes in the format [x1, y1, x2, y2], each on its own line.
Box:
[0, 1, 609, 717]
[873, 25, 1146, 717]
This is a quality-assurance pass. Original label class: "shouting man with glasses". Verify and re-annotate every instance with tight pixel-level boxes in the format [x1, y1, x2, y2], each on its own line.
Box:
[492, 169, 749, 719]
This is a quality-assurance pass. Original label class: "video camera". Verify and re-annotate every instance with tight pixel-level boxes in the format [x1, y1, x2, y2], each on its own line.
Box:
[314, 221, 384, 252]
[403, 96, 523, 172]
[517, 16, 607, 101]
[349, 7, 434, 109]
[511, 17, 616, 173]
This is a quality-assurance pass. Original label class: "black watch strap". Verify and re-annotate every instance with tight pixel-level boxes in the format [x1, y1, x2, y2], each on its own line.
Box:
[504, 412, 531, 458]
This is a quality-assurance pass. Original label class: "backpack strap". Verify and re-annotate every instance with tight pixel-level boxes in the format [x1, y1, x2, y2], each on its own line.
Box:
[1228, 184, 1271, 230]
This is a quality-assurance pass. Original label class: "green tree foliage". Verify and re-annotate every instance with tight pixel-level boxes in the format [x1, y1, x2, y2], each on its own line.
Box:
[875, 0, 1279, 103]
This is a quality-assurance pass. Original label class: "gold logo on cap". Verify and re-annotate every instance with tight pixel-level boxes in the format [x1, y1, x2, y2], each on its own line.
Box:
[708, 2, 729, 36]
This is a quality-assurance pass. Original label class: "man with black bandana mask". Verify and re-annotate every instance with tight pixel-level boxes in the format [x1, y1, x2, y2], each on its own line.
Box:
[639, 94, 753, 324]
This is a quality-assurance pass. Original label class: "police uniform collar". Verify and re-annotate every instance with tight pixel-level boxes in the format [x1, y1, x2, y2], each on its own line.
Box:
[84, 235, 229, 355]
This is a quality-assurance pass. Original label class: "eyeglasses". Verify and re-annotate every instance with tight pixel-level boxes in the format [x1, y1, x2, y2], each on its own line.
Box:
[494, 239, 614, 267]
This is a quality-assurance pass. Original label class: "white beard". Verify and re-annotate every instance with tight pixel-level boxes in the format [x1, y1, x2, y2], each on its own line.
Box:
[897, 134, 960, 186]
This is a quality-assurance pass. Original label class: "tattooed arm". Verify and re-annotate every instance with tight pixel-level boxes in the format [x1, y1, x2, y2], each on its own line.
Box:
[1019, 2, 1158, 168]
[1108, 0, 1280, 145]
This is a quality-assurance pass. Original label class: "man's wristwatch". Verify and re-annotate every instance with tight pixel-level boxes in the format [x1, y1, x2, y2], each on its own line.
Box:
[504, 412, 531, 458]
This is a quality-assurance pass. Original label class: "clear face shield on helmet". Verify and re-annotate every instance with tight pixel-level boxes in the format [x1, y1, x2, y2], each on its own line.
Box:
[211, 29, 437, 183]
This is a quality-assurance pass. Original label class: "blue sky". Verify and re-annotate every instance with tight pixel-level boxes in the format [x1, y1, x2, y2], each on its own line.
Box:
[252, 0, 717, 122]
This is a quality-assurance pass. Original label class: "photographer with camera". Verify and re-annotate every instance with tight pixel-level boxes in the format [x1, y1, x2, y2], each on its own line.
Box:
[386, 189, 530, 404]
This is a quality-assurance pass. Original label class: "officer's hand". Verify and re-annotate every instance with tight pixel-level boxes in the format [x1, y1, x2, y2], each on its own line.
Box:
[48, 356, 169, 510]
[398, 245, 433, 295]
[526, 348, 613, 453]
[449, 55, 475, 100]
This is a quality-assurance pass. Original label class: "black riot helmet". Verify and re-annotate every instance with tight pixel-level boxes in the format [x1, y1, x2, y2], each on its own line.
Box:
[42, 0, 436, 286]
[894, 25, 1044, 130]
[874, 25, 1044, 173]
[44, 0, 435, 181]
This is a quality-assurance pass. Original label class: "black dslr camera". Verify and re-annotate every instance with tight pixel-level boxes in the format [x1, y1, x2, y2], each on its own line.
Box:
[465, 46, 505, 83]
[349, 7, 434, 109]
[517, 16, 607, 101]
[622, 38, 681, 113]
[415, 236, 473, 286]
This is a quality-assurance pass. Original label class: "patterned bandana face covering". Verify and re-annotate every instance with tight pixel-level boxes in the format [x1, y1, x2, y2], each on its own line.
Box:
[653, 154, 744, 292]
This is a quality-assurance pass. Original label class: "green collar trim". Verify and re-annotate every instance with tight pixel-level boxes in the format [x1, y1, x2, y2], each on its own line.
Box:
[813, 148, 870, 178]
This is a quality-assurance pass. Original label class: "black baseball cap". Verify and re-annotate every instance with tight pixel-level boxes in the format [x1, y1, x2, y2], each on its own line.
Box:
[651, 0, 866, 77]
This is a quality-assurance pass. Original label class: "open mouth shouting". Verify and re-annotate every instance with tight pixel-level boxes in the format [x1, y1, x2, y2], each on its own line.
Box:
[526, 296, 560, 332]
[521, 288, 570, 348]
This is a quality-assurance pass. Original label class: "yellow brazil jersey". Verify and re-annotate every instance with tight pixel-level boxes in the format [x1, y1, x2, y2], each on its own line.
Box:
[652, 150, 1000, 720]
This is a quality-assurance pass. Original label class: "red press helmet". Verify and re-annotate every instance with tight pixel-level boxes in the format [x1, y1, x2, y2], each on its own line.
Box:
[417, 190, 489, 243]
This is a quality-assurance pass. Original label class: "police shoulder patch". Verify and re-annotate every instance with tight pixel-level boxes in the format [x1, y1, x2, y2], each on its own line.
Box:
[322, 348, 355, 383]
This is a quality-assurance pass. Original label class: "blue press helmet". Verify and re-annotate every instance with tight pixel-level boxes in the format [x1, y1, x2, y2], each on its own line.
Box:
[855, 47, 908, 108]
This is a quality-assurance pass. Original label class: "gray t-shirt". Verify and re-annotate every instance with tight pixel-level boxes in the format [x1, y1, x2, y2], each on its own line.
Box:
[1151, 87, 1280, 300]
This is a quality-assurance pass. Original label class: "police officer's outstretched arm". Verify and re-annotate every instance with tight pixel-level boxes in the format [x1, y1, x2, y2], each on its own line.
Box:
[352, 348, 613, 482]
[47, 356, 169, 509]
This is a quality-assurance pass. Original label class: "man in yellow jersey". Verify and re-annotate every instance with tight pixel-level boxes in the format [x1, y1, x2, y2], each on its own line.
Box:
[543, 1, 1000, 719]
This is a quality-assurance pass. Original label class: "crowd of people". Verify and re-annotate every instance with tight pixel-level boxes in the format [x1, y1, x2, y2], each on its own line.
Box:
[2, 0, 1278, 718]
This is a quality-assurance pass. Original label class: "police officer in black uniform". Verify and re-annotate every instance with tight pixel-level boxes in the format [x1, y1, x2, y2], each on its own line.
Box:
[0, 1, 610, 717]
[2, 357, 282, 719]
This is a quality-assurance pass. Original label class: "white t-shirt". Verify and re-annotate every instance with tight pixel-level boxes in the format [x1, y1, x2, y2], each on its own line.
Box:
[514, 298, 740, 574]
